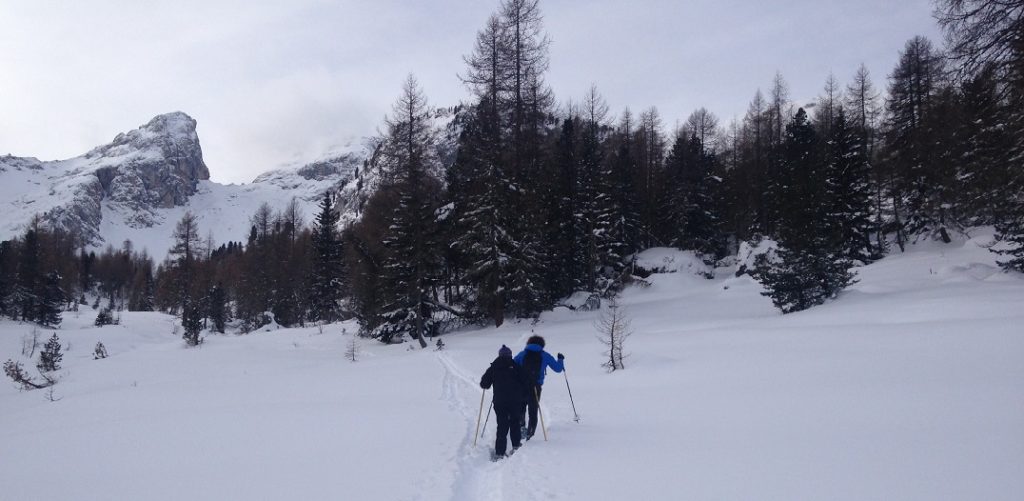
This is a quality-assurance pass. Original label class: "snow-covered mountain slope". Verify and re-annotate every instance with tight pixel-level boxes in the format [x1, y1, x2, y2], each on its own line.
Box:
[1, 108, 461, 260]
[0, 114, 367, 260]
[1, 112, 209, 245]
[1, 230, 1020, 500]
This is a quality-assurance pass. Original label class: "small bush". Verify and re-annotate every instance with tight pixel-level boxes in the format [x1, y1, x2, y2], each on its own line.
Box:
[37, 333, 63, 372]
[94, 309, 113, 327]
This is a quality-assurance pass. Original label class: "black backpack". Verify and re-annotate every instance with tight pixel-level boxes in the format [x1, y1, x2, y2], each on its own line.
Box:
[522, 350, 542, 385]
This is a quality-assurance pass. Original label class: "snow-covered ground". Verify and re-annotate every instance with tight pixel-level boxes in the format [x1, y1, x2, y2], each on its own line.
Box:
[2, 231, 1022, 500]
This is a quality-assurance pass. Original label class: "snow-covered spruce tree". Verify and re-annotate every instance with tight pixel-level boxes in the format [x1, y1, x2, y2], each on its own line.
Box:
[453, 0, 556, 322]
[207, 282, 228, 334]
[309, 193, 344, 324]
[36, 333, 63, 372]
[182, 298, 203, 346]
[956, 65, 1019, 225]
[576, 86, 610, 292]
[37, 271, 64, 327]
[661, 128, 701, 249]
[14, 220, 43, 323]
[881, 36, 956, 246]
[994, 195, 1024, 272]
[823, 108, 875, 264]
[754, 108, 856, 313]
[94, 307, 113, 327]
[596, 298, 632, 371]
[371, 75, 443, 347]
[169, 212, 203, 345]
[844, 64, 886, 257]
[594, 111, 642, 295]
[448, 98, 513, 326]
[0, 240, 13, 319]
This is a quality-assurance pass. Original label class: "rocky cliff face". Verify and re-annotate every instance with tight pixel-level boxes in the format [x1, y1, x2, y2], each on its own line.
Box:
[0, 107, 460, 259]
[0, 112, 209, 245]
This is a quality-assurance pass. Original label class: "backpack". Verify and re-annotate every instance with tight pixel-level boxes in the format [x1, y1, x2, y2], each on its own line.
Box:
[522, 350, 542, 385]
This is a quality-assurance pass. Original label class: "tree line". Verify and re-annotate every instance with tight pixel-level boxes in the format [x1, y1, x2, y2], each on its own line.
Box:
[2, 0, 1021, 343]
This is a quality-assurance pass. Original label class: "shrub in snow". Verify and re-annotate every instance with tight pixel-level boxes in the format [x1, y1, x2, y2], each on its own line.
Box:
[346, 337, 360, 362]
[36, 333, 63, 372]
[94, 342, 108, 360]
[596, 298, 632, 372]
[3, 359, 56, 390]
[94, 308, 113, 326]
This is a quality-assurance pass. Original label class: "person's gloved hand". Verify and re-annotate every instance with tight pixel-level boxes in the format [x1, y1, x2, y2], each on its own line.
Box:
[557, 353, 565, 361]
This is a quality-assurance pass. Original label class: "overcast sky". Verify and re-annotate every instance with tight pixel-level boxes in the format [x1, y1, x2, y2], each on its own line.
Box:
[0, 0, 940, 184]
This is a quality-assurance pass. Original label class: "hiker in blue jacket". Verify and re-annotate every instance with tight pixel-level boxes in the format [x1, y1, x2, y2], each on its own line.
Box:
[514, 335, 564, 440]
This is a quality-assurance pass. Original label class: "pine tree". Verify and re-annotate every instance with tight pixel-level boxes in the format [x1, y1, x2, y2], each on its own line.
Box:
[169, 212, 204, 344]
[449, 100, 513, 326]
[0, 240, 14, 318]
[309, 193, 344, 324]
[824, 108, 875, 264]
[207, 282, 228, 333]
[576, 86, 609, 291]
[957, 65, 1017, 224]
[994, 208, 1024, 273]
[15, 222, 43, 323]
[37, 271, 64, 327]
[37, 333, 63, 372]
[845, 64, 886, 255]
[182, 298, 203, 346]
[755, 109, 856, 313]
[882, 36, 955, 245]
[372, 75, 444, 346]
[594, 110, 642, 294]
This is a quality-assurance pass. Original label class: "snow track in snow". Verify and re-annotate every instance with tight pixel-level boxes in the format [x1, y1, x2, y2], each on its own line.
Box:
[437, 353, 559, 501]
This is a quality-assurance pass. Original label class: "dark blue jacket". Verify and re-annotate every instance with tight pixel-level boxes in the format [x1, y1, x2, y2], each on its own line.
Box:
[514, 343, 564, 385]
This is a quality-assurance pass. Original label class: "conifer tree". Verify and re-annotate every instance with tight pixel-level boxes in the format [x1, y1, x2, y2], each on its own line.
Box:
[15, 222, 42, 322]
[372, 75, 443, 346]
[845, 64, 886, 256]
[882, 36, 954, 245]
[824, 108, 875, 264]
[309, 193, 344, 324]
[37, 271, 64, 327]
[0, 241, 12, 318]
[37, 333, 63, 372]
[169, 212, 203, 344]
[755, 109, 856, 313]
[207, 282, 228, 333]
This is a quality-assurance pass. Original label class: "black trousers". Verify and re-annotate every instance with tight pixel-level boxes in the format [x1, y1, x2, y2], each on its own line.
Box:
[522, 384, 542, 437]
[494, 403, 523, 456]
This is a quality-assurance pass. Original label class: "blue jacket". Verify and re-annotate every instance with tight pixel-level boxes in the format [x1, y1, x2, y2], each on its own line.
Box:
[513, 343, 564, 385]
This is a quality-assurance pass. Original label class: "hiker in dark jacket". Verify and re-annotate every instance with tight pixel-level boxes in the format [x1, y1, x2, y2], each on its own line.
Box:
[514, 335, 564, 440]
[480, 345, 531, 459]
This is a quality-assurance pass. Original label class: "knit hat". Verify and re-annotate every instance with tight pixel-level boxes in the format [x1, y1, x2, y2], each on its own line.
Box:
[498, 345, 512, 357]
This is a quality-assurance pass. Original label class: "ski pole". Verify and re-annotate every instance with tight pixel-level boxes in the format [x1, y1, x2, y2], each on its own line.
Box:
[473, 389, 486, 447]
[535, 386, 548, 441]
[564, 367, 580, 423]
[480, 402, 493, 438]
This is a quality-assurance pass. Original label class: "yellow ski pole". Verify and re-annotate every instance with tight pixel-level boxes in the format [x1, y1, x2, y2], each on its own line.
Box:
[535, 386, 548, 441]
[473, 389, 486, 447]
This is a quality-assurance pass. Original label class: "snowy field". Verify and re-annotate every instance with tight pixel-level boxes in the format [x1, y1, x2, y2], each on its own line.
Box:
[2, 231, 1022, 500]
